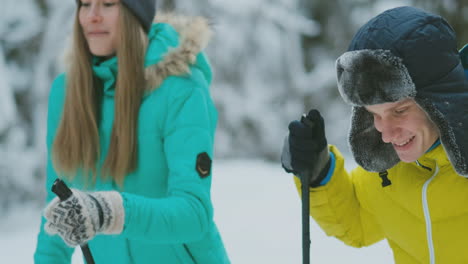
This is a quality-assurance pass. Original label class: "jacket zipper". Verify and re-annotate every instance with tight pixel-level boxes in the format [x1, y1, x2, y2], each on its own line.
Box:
[421, 163, 439, 264]
[415, 160, 432, 171]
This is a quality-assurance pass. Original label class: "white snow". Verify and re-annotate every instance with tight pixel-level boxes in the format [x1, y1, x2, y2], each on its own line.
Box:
[0, 159, 393, 263]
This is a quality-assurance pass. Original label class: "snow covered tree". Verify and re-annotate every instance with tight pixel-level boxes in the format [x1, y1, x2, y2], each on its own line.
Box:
[0, 0, 75, 210]
[0, 0, 47, 209]
[1, 0, 467, 211]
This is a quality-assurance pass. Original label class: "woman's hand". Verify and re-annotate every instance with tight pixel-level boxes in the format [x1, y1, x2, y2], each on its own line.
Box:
[44, 189, 124, 247]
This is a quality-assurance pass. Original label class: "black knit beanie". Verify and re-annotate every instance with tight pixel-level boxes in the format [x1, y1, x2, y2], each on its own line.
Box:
[121, 0, 157, 33]
[76, 0, 157, 33]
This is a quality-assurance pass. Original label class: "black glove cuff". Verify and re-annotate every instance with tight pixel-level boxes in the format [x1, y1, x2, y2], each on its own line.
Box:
[309, 158, 332, 188]
[282, 164, 296, 174]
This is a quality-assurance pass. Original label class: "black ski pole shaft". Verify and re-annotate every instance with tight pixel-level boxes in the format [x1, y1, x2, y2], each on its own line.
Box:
[299, 114, 313, 264]
[52, 179, 96, 264]
[300, 171, 311, 264]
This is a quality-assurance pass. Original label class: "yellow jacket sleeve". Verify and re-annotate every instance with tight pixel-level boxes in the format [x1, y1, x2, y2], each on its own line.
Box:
[294, 145, 384, 247]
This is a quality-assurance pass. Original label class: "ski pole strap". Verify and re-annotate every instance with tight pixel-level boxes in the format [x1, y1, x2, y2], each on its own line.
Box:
[51, 179, 96, 264]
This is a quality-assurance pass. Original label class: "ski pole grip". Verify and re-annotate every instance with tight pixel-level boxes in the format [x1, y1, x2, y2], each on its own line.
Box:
[301, 114, 314, 128]
[52, 179, 73, 201]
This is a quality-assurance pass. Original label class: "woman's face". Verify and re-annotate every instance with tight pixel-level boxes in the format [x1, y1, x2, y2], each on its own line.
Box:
[365, 98, 440, 163]
[79, 0, 120, 57]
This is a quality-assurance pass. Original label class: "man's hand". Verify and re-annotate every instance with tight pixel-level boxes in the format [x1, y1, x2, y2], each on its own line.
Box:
[281, 109, 331, 186]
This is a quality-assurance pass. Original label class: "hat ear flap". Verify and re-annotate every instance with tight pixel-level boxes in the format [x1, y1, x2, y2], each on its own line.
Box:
[349, 107, 400, 172]
[337, 49, 416, 171]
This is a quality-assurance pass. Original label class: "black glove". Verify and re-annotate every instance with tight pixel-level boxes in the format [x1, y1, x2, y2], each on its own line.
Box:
[281, 109, 331, 187]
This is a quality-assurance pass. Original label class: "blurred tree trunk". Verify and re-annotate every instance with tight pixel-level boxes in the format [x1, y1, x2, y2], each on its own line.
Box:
[159, 0, 176, 10]
[298, 0, 356, 71]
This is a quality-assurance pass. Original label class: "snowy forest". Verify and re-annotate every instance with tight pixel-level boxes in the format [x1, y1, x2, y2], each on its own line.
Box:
[1, 0, 468, 211]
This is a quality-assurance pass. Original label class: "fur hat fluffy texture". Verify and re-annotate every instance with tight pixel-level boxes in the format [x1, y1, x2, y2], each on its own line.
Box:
[336, 6, 468, 176]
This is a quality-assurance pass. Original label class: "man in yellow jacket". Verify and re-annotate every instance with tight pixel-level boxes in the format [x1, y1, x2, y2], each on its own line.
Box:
[281, 6, 468, 264]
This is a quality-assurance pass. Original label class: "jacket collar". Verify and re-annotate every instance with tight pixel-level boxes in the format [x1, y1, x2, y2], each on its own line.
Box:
[67, 13, 212, 97]
[417, 144, 452, 170]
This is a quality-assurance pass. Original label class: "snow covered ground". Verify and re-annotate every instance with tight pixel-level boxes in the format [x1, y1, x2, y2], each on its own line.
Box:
[0, 159, 393, 263]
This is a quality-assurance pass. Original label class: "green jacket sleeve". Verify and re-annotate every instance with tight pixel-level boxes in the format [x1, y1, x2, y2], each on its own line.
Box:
[294, 145, 385, 247]
[34, 74, 74, 264]
[121, 73, 217, 243]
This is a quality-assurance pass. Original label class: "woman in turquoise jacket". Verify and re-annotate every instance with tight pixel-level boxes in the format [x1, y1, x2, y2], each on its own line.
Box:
[34, 0, 230, 263]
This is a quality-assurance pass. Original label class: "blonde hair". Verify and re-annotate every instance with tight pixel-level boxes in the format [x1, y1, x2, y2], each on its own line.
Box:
[53, 4, 149, 185]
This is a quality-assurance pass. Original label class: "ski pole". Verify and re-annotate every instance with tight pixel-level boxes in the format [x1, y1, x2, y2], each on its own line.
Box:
[300, 172, 310, 264]
[52, 179, 96, 264]
[299, 114, 313, 264]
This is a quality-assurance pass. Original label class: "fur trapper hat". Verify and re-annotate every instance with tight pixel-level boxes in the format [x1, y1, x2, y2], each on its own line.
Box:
[336, 6, 468, 176]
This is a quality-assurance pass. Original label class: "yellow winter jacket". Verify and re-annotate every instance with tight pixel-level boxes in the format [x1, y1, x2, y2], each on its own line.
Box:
[294, 145, 468, 263]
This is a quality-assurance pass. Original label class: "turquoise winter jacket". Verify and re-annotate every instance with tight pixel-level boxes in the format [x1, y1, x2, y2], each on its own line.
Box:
[34, 14, 230, 264]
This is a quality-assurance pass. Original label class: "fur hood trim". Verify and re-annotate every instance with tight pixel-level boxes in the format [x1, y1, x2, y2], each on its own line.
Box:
[145, 13, 213, 92]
